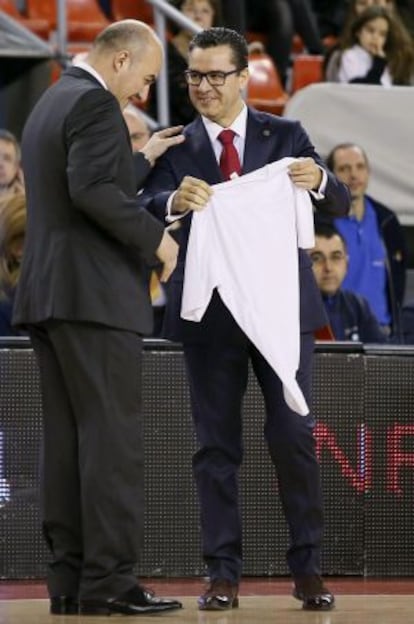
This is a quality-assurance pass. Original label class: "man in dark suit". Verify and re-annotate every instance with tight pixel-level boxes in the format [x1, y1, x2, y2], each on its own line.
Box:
[141, 27, 350, 612]
[12, 20, 183, 616]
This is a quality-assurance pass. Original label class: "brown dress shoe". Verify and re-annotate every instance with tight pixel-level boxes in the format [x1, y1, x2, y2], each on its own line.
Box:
[198, 579, 239, 611]
[293, 575, 335, 610]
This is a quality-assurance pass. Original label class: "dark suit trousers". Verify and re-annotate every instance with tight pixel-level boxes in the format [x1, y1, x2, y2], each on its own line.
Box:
[183, 329, 324, 583]
[29, 321, 144, 600]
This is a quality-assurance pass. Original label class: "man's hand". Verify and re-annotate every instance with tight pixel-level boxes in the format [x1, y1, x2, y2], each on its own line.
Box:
[141, 125, 185, 166]
[288, 157, 322, 191]
[155, 230, 179, 282]
[172, 175, 213, 214]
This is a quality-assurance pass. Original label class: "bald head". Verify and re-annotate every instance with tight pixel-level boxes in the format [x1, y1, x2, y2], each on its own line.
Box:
[86, 19, 163, 108]
[93, 19, 159, 57]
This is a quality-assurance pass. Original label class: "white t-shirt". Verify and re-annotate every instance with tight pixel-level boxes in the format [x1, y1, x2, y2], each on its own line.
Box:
[181, 158, 315, 416]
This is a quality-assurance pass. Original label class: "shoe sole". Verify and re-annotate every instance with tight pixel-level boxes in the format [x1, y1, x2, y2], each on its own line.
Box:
[198, 597, 239, 611]
[80, 604, 182, 615]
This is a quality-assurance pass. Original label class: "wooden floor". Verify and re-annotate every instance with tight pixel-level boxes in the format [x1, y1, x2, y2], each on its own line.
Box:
[1, 579, 413, 623]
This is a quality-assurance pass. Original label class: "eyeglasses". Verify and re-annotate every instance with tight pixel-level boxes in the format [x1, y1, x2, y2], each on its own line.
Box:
[183, 69, 240, 86]
[310, 251, 347, 266]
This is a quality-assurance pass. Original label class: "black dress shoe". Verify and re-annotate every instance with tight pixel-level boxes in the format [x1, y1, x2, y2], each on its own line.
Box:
[79, 585, 182, 615]
[198, 579, 239, 611]
[50, 596, 79, 615]
[293, 575, 335, 611]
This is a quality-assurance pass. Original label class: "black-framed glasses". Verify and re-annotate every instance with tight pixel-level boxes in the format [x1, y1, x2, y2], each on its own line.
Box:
[183, 69, 240, 86]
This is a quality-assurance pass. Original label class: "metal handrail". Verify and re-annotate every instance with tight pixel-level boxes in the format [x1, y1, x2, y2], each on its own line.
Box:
[146, 0, 202, 126]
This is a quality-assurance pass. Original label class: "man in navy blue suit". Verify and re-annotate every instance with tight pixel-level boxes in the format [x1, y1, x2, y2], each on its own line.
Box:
[142, 27, 350, 612]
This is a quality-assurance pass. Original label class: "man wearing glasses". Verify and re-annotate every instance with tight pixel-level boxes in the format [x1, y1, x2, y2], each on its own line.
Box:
[142, 27, 350, 612]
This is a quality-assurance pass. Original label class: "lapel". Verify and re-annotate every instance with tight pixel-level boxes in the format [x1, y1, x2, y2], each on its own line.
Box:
[242, 107, 277, 175]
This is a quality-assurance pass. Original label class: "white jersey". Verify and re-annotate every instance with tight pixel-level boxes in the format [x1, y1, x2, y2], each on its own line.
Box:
[181, 158, 315, 416]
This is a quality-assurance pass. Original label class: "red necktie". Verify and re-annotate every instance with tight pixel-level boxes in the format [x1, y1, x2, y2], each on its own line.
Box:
[218, 129, 241, 181]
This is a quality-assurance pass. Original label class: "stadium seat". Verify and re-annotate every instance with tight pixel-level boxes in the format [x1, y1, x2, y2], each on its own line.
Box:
[0, 0, 50, 40]
[26, 0, 110, 41]
[247, 47, 289, 116]
[111, 0, 154, 23]
[290, 54, 323, 94]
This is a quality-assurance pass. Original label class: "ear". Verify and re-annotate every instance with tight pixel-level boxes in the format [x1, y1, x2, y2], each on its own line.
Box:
[239, 67, 250, 90]
[114, 49, 131, 72]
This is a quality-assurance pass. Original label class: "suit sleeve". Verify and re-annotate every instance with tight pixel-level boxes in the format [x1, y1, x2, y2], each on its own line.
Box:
[292, 120, 351, 218]
[139, 152, 180, 222]
[65, 88, 164, 257]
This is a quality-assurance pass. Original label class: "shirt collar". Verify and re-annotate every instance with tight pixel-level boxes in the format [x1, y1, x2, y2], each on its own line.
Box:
[72, 60, 108, 90]
[201, 104, 248, 144]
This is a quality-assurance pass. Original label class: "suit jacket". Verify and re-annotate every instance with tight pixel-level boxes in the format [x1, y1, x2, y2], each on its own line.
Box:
[141, 108, 350, 342]
[13, 67, 164, 334]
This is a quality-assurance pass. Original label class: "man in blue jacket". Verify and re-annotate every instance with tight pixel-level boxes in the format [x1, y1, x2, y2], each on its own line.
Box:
[326, 142, 407, 340]
[310, 221, 387, 343]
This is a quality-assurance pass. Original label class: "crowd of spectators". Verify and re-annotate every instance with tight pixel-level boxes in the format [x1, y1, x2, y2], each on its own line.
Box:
[1, 0, 414, 344]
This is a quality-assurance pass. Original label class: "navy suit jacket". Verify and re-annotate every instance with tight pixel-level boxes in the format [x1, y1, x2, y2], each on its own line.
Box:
[141, 108, 350, 342]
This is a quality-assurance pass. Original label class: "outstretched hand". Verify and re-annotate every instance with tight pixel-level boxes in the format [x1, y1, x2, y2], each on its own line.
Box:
[140, 125, 185, 166]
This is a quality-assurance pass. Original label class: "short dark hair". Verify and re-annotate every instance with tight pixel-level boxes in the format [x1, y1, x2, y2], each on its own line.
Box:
[314, 221, 347, 249]
[189, 27, 248, 71]
[325, 142, 368, 172]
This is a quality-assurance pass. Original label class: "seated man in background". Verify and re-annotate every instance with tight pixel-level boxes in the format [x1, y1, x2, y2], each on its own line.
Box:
[326, 142, 407, 339]
[310, 221, 387, 342]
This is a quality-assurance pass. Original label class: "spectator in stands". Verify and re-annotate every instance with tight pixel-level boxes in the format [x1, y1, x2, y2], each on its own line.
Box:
[149, 0, 222, 125]
[325, 4, 414, 83]
[122, 104, 168, 336]
[0, 130, 24, 199]
[122, 103, 151, 153]
[0, 193, 26, 336]
[326, 143, 407, 339]
[310, 221, 387, 342]
[245, 0, 325, 86]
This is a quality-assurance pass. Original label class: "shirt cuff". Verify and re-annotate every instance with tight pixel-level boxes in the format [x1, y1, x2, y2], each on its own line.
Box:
[166, 191, 190, 223]
[309, 167, 327, 200]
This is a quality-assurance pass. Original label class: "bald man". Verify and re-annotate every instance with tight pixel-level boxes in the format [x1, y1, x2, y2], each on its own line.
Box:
[13, 20, 183, 616]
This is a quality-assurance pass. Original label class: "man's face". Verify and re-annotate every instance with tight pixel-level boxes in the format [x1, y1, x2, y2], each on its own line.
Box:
[115, 39, 163, 109]
[187, 44, 248, 127]
[310, 234, 348, 296]
[123, 111, 150, 152]
[0, 139, 19, 189]
[332, 146, 370, 202]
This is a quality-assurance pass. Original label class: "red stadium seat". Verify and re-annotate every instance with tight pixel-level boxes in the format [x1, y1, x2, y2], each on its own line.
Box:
[111, 0, 154, 23]
[26, 0, 110, 41]
[0, 0, 50, 40]
[290, 54, 323, 94]
[247, 48, 289, 116]
[314, 324, 335, 340]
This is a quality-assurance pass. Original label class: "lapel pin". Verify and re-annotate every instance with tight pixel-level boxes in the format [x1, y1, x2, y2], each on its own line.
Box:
[263, 129, 271, 137]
